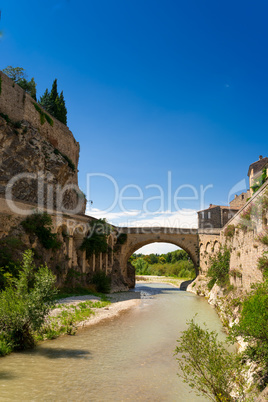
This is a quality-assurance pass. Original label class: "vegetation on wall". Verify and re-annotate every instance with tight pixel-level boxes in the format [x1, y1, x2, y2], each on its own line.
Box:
[3, 66, 37, 100]
[251, 168, 268, 194]
[33, 103, 54, 127]
[0, 75, 2, 95]
[224, 224, 236, 238]
[54, 148, 75, 172]
[80, 219, 111, 259]
[130, 249, 195, 279]
[39, 79, 67, 125]
[207, 247, 230, 290]
[0, 250, 57, 356]
[21, 212, 61, 250]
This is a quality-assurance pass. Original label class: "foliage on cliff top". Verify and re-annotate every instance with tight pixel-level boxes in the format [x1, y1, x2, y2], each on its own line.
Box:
[39, 79, 67, 125]
[3, 66, 37, 100]
[0, 250, 57, 356]
[21, 212, 61, 250]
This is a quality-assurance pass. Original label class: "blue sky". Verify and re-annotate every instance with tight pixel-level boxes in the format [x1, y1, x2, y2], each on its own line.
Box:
[1, 0, 268, 253]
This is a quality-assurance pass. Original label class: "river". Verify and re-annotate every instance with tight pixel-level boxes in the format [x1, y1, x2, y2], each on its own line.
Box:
[0, 283, 227, 401]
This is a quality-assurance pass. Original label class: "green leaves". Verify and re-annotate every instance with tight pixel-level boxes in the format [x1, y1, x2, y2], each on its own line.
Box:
[175, 318, 247, 401]
[21, 212, 61, 250]
[3, 66, 37, 100]
[207, 247, 230, 289]
[0, 250, 57, 355]
[39, 79, 67, 125]
[230, 280, 268, 388]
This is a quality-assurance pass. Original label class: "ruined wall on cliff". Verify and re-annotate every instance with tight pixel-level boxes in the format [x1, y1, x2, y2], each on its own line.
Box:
[0, 71, 79, 169]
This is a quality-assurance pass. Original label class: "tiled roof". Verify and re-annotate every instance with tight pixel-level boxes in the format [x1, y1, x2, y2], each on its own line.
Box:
[248, 157, 268, 176]
[198, 205, 239, 213]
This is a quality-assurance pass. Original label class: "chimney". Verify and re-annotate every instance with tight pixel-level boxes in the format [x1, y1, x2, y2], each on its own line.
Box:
[259, 155, 263, 160]
[209, 204, 212, 208]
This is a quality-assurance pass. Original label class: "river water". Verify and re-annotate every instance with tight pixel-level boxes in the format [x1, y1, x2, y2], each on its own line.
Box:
[0, 284, 227, 401]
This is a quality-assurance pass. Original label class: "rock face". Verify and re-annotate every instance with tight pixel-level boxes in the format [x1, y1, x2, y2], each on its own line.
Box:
[0, 116, 85, 214]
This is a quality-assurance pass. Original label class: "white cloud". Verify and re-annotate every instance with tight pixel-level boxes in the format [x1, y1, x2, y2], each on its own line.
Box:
[86, 207, 198, 229]
[86, 208, 198, 255]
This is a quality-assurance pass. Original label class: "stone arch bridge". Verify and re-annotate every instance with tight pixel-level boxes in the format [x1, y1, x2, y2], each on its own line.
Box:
[0, 197, 221, 289]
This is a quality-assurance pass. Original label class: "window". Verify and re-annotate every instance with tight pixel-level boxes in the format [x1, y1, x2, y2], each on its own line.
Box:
[208, 211, 211, 219]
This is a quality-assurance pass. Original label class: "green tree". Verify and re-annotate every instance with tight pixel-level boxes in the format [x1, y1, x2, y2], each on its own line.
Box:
[39, 80, 67, 125]
[17, 77, 37, 100]
[3, 66, 37, 99]
[0, 250, 57, 354]
[207, 247, 230, 289]
[175, 319, 247, 401]
[3, 66, 25, 82]
[39, 88, 51, 110]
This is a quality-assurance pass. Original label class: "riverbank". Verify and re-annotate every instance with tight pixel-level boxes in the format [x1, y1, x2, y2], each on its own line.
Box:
[41, 291, 142, 339]
[46, 278, 187, 336]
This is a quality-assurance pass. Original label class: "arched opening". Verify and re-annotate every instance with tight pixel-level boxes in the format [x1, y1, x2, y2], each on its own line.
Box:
[127, 242, 197, 285]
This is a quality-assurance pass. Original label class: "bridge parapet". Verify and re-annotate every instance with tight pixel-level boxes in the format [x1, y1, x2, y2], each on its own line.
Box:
[116, 227, 199, 235]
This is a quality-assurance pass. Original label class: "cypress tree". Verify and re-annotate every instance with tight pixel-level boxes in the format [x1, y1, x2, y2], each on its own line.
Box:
[39, 88, 50, 110]
[58, 91, 67, 125]
[49, 79, 59, 117]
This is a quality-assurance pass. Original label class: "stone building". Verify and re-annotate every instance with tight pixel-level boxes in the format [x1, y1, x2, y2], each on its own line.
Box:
[198, 204, 240, 229]
[229, 191, 251, 209]
[248, 155, 268, 196]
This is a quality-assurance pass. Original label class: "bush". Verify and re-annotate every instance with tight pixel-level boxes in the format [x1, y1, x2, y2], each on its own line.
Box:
[230, 280, 268, 389]
[91, 271, 111, 293]
[207, 247, 230, 289]
[21, 212, 61, 250]
[175, 318, 247, 401]
[0, 237, 25, 289]
[224, 224, 236, 238]
[80, 219, 111, 258]
[257, 252, 268, 279]
[0, 250, 57, 355]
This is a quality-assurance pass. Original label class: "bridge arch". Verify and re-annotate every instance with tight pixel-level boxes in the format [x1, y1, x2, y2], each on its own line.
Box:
[125, 240, 198, 273]
[114, 228, 200, 287]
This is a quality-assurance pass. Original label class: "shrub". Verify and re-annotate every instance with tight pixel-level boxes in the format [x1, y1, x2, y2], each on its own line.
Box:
[80, 219, 111, 258]
[257, 252, 268, 279]
[175, 318, 247, 401]
[91, 271, 111, 293]
[224, 224, 236, 238]
[207, 247, 230, 289]
[116, 233, 127, 245]
[0, 237, 25, 289]
[0, 250, 57, 355]
[230, 280, 268, 389]
[21, 212, 61, 250]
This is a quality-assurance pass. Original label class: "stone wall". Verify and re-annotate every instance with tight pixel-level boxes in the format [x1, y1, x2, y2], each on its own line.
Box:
[0, 71, 79, 169]
[196, 181, 268, 292]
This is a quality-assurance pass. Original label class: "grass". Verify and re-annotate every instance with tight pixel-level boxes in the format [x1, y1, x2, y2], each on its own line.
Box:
[36, 299, 111, 341]
[54, 286, 109, 301]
